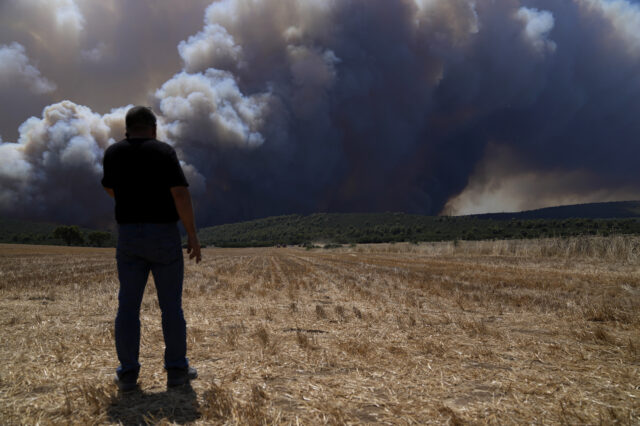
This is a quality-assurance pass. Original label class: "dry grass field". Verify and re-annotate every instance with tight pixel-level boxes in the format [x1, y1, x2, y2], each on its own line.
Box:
[0, 236, 639, 424]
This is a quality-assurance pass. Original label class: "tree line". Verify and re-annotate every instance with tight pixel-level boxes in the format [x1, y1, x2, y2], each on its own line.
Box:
[3, 212, 640, 248]
[198, 213, 640, 247]
[52, 226, 112, 246]
[8, 226, 114, 247]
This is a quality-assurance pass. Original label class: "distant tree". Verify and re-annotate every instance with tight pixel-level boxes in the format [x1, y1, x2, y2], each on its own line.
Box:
[88, 231, 111, 247]
[53, 226, 84, 246]
[13, 233, 30, 243]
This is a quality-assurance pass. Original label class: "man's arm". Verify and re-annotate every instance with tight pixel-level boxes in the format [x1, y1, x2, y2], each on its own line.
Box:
[170, 186, 202, 263]
[104, 187, 115, 198]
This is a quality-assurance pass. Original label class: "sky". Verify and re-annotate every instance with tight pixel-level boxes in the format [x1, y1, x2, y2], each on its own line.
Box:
[0, 0, 639, 228]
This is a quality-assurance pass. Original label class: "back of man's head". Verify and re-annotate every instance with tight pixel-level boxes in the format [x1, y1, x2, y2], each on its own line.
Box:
[125, 106, 156, 134]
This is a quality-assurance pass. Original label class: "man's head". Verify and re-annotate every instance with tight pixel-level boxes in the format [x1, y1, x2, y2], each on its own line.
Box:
[125, 106, 157, 139]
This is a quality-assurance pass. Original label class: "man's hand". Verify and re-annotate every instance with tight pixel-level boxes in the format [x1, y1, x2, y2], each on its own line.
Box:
[186, 233, 202, 263]
[170, 186, 201, 264]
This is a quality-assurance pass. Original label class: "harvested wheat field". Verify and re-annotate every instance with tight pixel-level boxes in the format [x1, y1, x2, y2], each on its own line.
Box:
[0, 236, 639, 424]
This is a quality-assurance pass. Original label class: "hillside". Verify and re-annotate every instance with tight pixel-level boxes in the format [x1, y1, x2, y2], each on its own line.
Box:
[0, 217, 114, 246]
[0, 217, 62, 243]
[2, 200, 639, 248]
[474, 200, 640, 220]
[198, 212, 640, 247]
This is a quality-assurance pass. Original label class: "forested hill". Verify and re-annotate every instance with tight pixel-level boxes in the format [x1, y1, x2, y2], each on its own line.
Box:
[199, 209, 640, 248]
[0, 217, 114, 246]
[2, 200, 639, 247]
[0, 217, 62, 243]
[473, 200, 640, 220]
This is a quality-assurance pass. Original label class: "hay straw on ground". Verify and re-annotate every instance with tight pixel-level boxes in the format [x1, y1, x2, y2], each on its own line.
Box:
[0, 239, 638, 424]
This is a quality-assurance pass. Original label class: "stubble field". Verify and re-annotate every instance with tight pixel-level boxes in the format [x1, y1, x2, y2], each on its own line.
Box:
[0, 237, 639, 424]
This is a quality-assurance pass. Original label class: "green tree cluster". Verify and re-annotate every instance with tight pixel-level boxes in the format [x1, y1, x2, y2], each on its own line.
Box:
[197, 213, 640, 248]
[88, 231, 112, 247]
[52, 226, 84, 246]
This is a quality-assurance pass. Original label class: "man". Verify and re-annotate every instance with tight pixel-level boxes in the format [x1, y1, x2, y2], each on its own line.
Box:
[102, 106, 201, 391]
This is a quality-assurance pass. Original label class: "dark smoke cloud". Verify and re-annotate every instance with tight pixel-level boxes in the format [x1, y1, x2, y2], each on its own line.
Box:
[1, 0, 639, 226]
[446, 0, 640, 213]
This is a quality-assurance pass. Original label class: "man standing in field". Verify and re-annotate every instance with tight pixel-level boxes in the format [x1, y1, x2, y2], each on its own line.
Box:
[102, 106, 201, 391]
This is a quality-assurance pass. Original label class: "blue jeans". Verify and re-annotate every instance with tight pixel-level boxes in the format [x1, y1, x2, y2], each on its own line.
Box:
[115, 223, 188, 377]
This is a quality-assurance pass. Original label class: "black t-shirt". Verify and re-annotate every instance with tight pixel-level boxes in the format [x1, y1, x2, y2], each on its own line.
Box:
[101, 138, 189, 224]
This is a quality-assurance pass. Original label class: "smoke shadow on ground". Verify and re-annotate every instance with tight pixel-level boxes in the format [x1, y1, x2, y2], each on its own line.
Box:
[107, 383, 200, 425]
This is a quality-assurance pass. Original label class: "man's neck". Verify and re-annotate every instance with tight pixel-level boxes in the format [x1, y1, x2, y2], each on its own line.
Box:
[126, 129, 156, 140]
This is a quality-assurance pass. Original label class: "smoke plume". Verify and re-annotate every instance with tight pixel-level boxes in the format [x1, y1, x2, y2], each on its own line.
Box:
[0, 43, 56, 95]
[0, 0, 639, 226]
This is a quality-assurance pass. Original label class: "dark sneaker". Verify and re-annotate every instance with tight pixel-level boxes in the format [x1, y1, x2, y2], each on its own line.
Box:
[167, 366, 198, 388]
[114, 371, 138, 392]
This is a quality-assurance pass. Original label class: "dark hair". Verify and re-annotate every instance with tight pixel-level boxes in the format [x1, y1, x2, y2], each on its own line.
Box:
[125, 106, 156, 132]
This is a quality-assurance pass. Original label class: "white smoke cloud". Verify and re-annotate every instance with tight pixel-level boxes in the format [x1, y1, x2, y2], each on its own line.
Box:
[179, 23, 244, 73]
[80, 42, 109, 63]
[9, 0, 85, 41]
[414, 0, 480, 36]
[155, 69, 269, 149]
[51, 0, 85, 34]
[446, 144, 640, 215]
[0, 0, 212, 140]
[287, 46, 340, 119]
[0, 101, 128, 224]
[516, 7, 556, 53]
[580, 0, 640, 54]
[0, 142, 33, 211]
[448, 171, 640, 215]
[0, 43, 56, 94]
